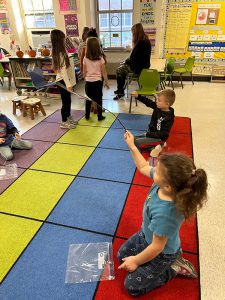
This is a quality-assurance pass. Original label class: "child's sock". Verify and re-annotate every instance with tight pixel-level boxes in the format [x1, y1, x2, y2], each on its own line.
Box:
[150, 144, 162, 157]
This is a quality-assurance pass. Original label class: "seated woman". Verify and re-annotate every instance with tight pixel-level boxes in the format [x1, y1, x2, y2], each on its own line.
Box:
[114, 23, 151, 100]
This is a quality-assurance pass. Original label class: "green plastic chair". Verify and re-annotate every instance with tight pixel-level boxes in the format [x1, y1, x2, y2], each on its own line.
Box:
[160, 58, 175, 90]
[0, 63, 12, 90]
[129, 69, 160, 113]
[173, 57, 195, 89]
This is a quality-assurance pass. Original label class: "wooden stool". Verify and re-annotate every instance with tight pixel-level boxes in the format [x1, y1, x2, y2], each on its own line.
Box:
[21, 98, 46, 120]
[12, 96, 28, 115]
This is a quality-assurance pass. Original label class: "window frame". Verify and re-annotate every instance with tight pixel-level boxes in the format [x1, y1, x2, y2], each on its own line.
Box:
[96, 0, 134, 49]
[21, 0, 55, 29]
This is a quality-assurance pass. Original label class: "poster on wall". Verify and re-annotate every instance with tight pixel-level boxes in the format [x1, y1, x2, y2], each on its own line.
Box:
[165, 3, 192, 50]
[0, 12, 9, 34]
[144, 27, 156, 54]
[0, 0, 6, 10]
[164, 1, 225, 60]
[140, 0, 155, 25]
[64, 14, 79, 37]
[59, 0, 77, 13]
[196, 9, 208, 25]
[196, 7, 220, 25]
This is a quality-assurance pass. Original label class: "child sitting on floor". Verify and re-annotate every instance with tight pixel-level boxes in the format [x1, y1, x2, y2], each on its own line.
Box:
[118, 130, 208, 297]
[133, 89, 175, 155]
[0, 112, 32, 161]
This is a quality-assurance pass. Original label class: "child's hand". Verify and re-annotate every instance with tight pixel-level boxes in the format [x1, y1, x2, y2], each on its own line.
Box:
[0, 138, 5, 144]
[15, 133, 21, 140]
[124, 130, 135, 148]
[118, 256, 139, 272]
[104, 82, 110, 89]
[131, 90, 138, 97]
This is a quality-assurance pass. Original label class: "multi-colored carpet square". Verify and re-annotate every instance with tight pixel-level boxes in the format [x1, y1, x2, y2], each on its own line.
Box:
[0, 110, 199, 300]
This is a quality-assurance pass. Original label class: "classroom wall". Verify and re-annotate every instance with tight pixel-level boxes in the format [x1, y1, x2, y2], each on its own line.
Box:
[5, 0, 165, 74]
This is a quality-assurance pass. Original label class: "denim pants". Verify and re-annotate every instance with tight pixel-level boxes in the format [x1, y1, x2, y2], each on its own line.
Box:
[117, 231, 179, 297]
[0, 139, 32, 161]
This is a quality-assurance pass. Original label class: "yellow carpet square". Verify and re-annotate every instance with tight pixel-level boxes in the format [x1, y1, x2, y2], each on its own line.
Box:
[31, 143, 94, 175]
[58, 125, 109, 146]
[0, 170, 74, 219]
[0, 213, 42, 283]
[78, 112, 117, 127]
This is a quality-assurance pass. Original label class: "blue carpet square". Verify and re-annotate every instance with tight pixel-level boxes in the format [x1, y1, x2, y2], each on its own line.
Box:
[111, 113, 150, 130]
[48, 177, 130, 235]
[79, 148, 136, 183]
[0, 222, 112, 300]
[98, 128, 143, 150]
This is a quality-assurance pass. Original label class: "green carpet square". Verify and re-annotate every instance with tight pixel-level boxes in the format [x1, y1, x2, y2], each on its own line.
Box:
[58, 125, 109, 146]
[0, 213, 42, 283]
[78, 112, 117, 127]
[0, 170, 74, 219]
[31, 143, 95, 175]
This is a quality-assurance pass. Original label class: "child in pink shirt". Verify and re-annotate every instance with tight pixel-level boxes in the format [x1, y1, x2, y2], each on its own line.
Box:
[83, 37, 109, 121]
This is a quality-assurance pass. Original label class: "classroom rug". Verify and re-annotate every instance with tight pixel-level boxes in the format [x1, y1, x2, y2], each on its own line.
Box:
[0, 110, 199, 300]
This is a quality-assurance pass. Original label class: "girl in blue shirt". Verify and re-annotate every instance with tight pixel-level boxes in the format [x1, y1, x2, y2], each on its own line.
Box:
[118, 130, 208, 297]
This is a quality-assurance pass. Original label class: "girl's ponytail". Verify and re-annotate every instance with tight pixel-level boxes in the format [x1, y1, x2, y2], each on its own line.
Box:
[175, 168, 208, 219]
[159, 153, 208, 219]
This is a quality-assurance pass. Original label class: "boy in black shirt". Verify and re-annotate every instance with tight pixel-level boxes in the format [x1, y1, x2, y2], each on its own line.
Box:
[133, 89, 175, 151]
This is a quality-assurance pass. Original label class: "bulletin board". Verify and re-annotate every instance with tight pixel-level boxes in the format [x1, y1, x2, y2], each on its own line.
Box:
[64, 14, 79, 37]
[140, 0, 156, 25]
[59, 0, 77, 13]
[164, 0, 225, 61]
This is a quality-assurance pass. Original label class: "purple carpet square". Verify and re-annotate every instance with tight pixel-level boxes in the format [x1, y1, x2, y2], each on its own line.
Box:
[0, 168, 25, 195]
[5, 140, 53, 169]
[22, 122, 67, 142]
[44, 109, 84, 123]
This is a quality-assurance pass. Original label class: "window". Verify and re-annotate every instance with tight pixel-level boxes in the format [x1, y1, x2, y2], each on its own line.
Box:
[97, 0, 133, 48]
[21, 0, 55, 28]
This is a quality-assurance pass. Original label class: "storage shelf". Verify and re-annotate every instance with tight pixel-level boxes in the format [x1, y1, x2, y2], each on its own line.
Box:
[9, 54, 79, 93]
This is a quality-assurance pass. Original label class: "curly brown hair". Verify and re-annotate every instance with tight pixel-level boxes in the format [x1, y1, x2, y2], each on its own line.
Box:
[159, 153, 208, 219]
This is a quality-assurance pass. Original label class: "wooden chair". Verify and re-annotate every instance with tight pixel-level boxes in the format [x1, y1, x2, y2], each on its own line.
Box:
[21, 98, 46, 120]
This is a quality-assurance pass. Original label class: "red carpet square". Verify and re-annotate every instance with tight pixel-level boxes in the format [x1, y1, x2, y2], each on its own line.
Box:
[171, 117, 191, 134]
[116, 186, 198, 253]
[180, 217, 198, 254]
[164, 133, 193, 157]
[133, 152, 154, 187]
[95, 238, 199, 300]
[116, 185, 149, 238]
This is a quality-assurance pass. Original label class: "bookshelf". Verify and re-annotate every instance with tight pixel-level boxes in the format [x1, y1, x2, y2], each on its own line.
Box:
[9, 54, 79, 94]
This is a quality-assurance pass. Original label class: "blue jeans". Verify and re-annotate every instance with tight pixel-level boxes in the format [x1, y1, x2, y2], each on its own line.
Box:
[117, 231, 179, 297]
[0, 139, 32, 161]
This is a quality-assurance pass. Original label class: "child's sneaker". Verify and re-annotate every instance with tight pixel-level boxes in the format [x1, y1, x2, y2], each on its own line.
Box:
[67, 116, 78, 125]
[60, 121, 76, 129]
[98, 116, 106, 121]
[150, 144, 162, 158]
[171, 255, 197, 278]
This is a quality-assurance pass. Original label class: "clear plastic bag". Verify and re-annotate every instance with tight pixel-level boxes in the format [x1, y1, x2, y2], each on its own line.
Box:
[0, 163, 18, 180]
[65, 242, 115, 284]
